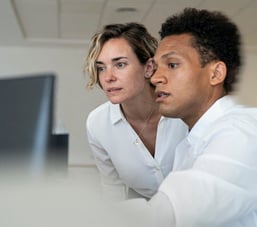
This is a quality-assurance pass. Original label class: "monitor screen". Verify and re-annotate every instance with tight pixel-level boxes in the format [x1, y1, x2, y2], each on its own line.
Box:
[0, 73, 56, 177]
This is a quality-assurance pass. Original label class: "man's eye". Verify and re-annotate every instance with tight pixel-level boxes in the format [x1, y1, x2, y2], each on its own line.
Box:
[168, 63, 178, 68]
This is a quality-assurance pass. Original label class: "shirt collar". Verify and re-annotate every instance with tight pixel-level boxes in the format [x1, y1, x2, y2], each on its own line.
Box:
[110, 102, 124, 124]
[188, 95, 237, 145]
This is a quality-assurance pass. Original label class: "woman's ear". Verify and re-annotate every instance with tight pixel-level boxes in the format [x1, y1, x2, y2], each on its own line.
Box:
[210, 61, 227, 86]
[144, 58, 155, 79]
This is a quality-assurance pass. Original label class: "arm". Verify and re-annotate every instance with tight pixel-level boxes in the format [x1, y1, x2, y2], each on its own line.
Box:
[114, 192, 176, 227]
[157, 126, 257, 227]
[118, 124, 257, 227]
[86, 122, 128, 201]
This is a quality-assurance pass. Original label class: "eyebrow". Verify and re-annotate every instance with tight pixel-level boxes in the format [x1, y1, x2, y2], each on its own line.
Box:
[161, 51, 177, 59]
[95, 56, 128, 65]
[153, 51, 177, 65]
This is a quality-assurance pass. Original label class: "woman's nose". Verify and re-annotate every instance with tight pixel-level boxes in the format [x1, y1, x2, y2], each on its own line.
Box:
[103, 67, 116, 82]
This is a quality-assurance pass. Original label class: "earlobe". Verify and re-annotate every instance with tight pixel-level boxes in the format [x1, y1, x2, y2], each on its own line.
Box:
[210, 61, 227, 85]
[144, 72, 152, 79]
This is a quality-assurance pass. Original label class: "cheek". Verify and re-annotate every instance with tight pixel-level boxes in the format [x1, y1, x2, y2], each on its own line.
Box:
[98, 76, 103, 87]
[97, 78, 105, 90]
[168, 77, 199, 103]
[174, 71, 198, 89]
[127, 69, 145, 88]
[128, 80, 145, 94]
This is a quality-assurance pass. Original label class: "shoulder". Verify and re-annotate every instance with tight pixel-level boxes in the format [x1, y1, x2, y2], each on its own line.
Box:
[87, 101, 113, 121]
[86, 102, 110, 127]
[86, 101, 122, 131]
[203, 106, 257, 147]
[215, 107, 257, 133]
[213, 96, 257, 132]
[89, 101, 110, 114]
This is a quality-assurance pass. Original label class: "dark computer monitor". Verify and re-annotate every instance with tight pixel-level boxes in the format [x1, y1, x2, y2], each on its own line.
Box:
[0, 73, 56, 177]
[48, 133, 69, 175]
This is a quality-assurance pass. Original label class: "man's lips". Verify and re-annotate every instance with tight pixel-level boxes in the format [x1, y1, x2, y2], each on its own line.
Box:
[155, 91, 170, 101]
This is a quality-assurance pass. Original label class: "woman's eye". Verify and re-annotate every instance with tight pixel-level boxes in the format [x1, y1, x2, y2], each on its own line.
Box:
[116, 62, 126, 69]
[97, 66, 106, 73]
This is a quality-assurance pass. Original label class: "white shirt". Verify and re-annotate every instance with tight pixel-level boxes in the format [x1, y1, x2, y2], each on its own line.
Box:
[149, 96, 257, 227]
[86, 101, 188, 200]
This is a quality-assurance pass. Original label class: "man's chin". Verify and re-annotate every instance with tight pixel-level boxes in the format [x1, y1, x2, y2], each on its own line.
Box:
[159, 107, 176, 118]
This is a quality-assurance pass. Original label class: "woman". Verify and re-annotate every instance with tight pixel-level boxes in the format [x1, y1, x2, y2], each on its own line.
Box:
[84, 22, 187, 201]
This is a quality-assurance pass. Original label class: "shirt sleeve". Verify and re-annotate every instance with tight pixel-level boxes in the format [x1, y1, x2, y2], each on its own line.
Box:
[86, 119, 128, 201]
[114, 192, 176, 227]
[158, 126, 257, 227]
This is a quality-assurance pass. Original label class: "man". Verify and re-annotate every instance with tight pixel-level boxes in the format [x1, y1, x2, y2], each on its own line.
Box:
[119, 7, 257, 227]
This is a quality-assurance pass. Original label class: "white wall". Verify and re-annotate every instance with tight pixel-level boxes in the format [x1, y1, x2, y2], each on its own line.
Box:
[236, 46, 257, 106]
[0, 44, 256, 165]
[0, 45, 106, 165]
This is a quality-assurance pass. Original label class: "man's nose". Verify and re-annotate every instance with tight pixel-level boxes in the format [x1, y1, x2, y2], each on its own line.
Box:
[150, 67, 165, 86]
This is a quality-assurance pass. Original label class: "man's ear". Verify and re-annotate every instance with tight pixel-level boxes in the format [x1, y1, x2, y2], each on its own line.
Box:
[210, 61, 227, 86]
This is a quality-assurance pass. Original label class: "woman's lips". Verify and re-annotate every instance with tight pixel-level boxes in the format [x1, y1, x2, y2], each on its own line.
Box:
[107, 87, 122, 93]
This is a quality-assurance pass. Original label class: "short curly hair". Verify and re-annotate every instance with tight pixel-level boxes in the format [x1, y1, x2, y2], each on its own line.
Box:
[159, 8, 242, 93]
[84, 22, 158, 89]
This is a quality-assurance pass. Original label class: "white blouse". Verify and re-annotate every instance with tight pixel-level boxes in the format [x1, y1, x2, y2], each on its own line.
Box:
[86, 101, 188, 200]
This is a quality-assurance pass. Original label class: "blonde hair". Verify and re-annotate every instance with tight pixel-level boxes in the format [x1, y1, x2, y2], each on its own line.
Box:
[84, 22, 158, 89]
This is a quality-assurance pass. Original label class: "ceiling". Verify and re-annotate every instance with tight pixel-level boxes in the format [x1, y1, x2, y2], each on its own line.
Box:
[1, 0, 257, 48]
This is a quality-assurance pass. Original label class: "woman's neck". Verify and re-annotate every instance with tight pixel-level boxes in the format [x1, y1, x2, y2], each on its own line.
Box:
[121, 98, 159, 122]
[121, 102, 159, 122]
